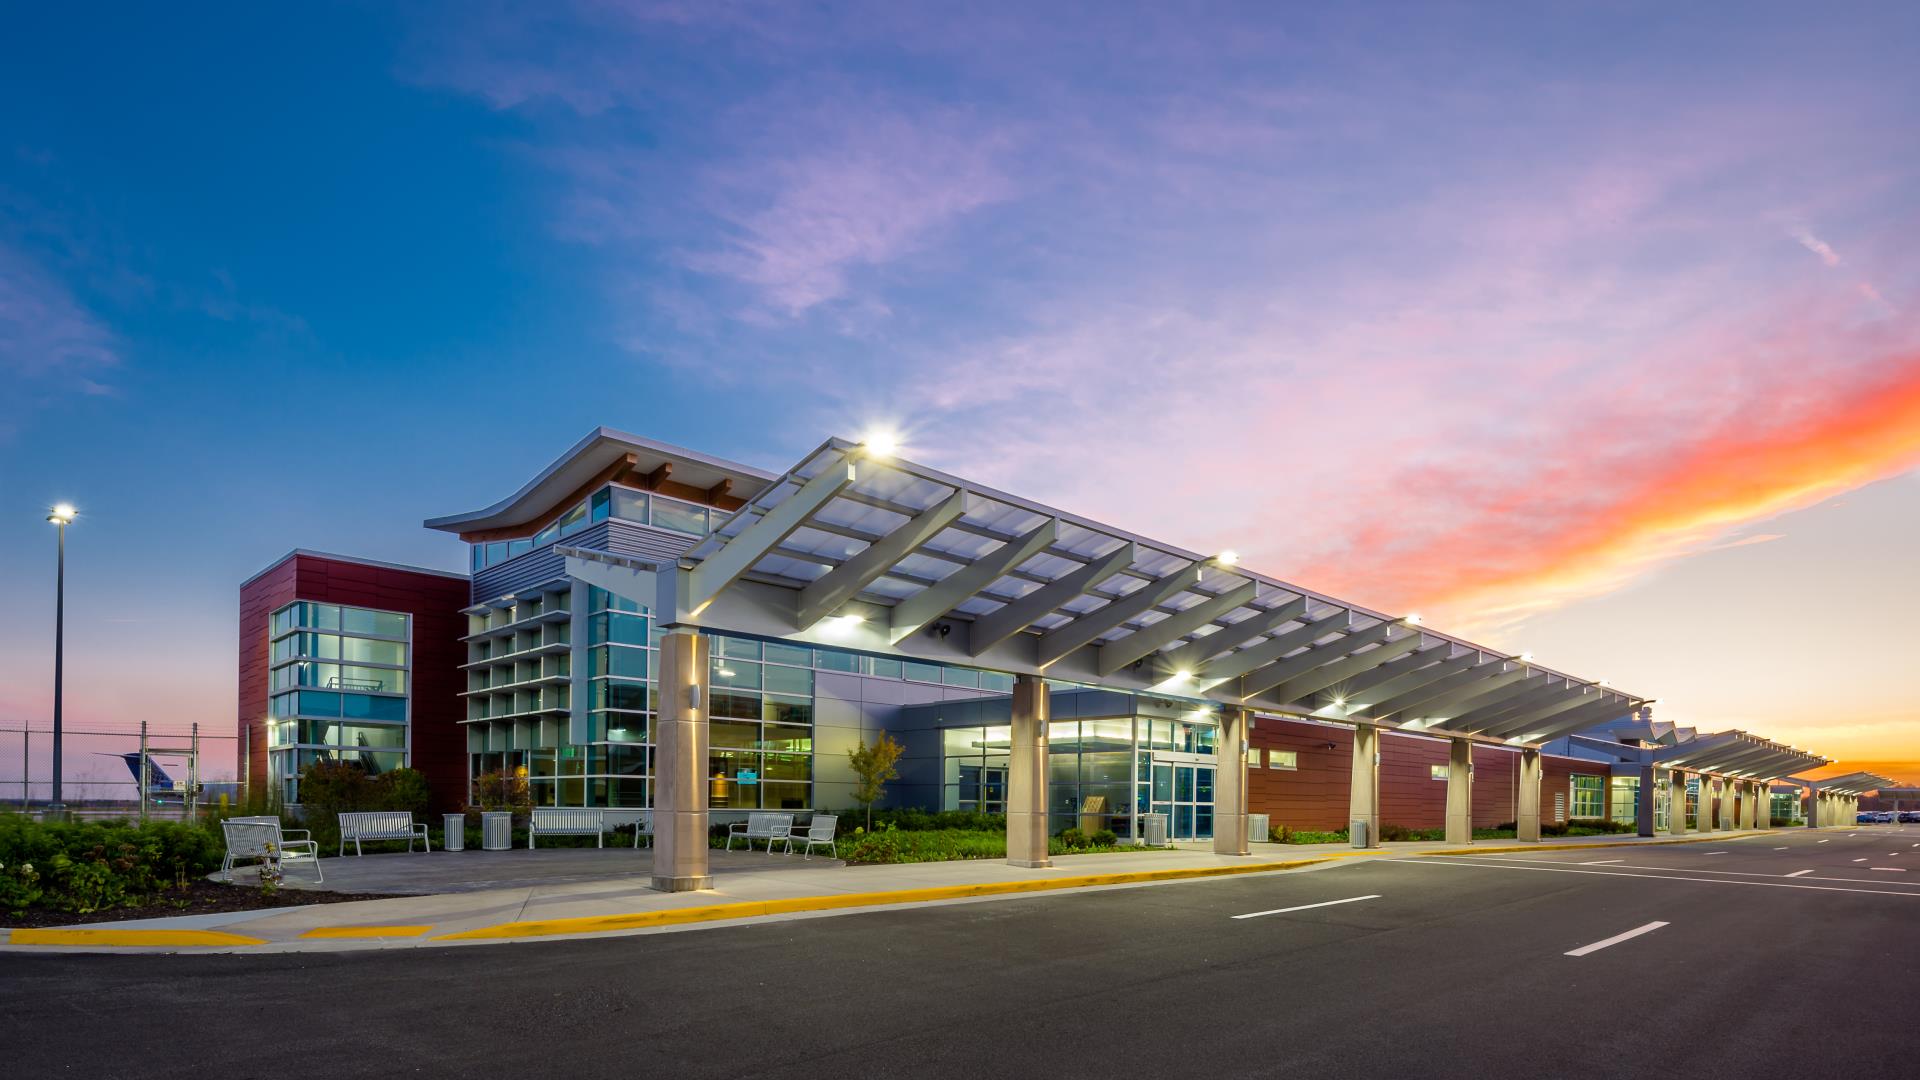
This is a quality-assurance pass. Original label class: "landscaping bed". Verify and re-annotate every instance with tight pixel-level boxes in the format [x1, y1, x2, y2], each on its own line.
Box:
[1, 879, 400, 929]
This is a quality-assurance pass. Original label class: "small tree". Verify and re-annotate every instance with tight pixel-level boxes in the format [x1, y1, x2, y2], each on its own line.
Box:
[847, 732, 906, 832]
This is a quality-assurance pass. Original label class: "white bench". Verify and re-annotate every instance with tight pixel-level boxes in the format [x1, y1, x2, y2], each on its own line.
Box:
[337, 811, 431, 856]
[530, 808, 605, 848]
[601, 809, 653, 849]
[222, 818, 323, 883]
[789, 814, 839, 860]
[725, 812, 795, 855]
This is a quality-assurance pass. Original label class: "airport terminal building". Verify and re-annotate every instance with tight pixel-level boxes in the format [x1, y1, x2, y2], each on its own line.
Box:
[238, 428, 1873, 879]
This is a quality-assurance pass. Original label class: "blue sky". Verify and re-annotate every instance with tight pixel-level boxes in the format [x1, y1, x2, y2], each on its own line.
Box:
[3, 2, 1917, 789]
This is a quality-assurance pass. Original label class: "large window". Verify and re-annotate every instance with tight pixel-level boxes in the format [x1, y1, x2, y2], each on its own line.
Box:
[1608, 777, 1639, 823]
[267, 601, 410, 803]
[1571, 775, 1605, 818]
[470, 485, 721, 571]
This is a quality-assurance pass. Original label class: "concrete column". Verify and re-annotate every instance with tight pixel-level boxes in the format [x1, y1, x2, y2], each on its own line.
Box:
[651, 631, 712, 892]
[1806, 788, 1821, 829]
[1006, 674, 1052, 867]
[1738, 782, 1754, 829]
[1756, 785, 1771, 829]
[1636, 763, 1657, 838]
[1719, 778, 1736, 831]
[1516, 748, 1543, 842]
[1699, 776, 1715, 830]
[1444, 738, 1473, 845]
[1213, 707, 1250, 856]
[1349, 724, 1380, 848]
[1667, 770, 1688, 836]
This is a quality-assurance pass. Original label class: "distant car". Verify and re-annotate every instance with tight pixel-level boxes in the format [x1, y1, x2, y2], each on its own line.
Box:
[1876, 811, 1898, 823]
[1859, 812, 1878, 824]
[1899, 811, 1920, 824]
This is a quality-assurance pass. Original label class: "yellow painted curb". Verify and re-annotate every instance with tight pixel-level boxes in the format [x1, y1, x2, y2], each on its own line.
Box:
[299, 925, 433, 939]
[436, 857, 1331, 941]
[9, 927, 268, 948]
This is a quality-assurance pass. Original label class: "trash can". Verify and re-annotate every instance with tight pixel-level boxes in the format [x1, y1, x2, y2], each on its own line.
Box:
[1248, 813, 1271, 843]
[1349, 819, 1370, 849]
[1142, 813, 1169, 847]
[481, 811, 513, 851]
[444, 812, 467, 852]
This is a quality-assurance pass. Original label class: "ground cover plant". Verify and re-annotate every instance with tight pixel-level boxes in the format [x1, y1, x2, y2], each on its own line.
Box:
[0, 812, 223, 918]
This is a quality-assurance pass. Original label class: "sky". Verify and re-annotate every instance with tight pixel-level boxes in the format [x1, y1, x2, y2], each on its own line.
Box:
[2, 2, 1917, 796]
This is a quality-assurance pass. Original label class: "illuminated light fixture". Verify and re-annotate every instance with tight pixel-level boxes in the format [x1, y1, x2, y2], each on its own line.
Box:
[1215, 550, 1241, 566]
[48, 503, 76, 524]
[1332, 696, 1347, 708]
[1404, 612, 1422, 626]
[1173, 668, 1194, 681]
[717, 667, 736, 679]
[861, 431, 899, 459]
[1518, 651, 1534, 663]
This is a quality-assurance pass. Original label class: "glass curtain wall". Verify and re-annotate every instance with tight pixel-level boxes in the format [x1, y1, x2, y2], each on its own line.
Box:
[267, 601, 411, 803]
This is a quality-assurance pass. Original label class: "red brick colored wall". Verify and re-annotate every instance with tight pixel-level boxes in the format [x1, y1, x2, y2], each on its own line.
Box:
[1248, 716, 1607, 833]
[238, 553, 469, 812]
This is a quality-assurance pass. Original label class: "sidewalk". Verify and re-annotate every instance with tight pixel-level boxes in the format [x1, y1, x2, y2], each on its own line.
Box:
[2, 829, 1780, 954]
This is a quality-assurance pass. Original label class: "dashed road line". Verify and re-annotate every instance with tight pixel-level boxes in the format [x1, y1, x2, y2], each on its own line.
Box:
[1566, 921, 1669, 957]
[1398, 859, 1920, 897]
[1233, 894, 1382, 920]
[1787, 870, 1814, 878]
[1579, 859, 1625, 865]
[1872, 867, 1908, 873]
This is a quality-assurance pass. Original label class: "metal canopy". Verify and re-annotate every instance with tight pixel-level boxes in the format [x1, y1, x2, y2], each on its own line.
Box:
[618, 437, 1650, 748]
[1785, 771, 1896, 796]
[1566, 728, 1830, 782]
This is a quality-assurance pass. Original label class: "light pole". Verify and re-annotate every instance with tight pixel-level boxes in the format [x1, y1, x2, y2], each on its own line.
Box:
[47, 502, 75, 816]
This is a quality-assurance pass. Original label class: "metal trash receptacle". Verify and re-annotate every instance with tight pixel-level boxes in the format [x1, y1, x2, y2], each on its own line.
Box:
[1142, 813, 1169, 847]
[1349, 819, 1370, 849]
[1249, 813, 1271, 843]
[481, 811, 513, 851]
[444, 812, 466, 852]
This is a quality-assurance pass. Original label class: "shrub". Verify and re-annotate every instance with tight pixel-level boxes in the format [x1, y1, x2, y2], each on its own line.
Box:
[1270, 825, 1349, 844]
[1089, 829, 1118, 848]
[297, 761, 440, 855]
[1056, 827, 1086, 849]
[0, 813, 223, 916]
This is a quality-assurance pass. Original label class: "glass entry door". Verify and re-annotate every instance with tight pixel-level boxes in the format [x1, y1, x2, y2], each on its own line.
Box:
[1148, 756, 1215, 840]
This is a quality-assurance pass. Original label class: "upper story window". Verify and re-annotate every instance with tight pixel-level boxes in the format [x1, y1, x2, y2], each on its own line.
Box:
[470, 485, 720, 572]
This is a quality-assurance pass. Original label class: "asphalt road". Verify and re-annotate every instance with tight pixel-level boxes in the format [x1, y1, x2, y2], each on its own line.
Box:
[7, 828, 1920, 1079]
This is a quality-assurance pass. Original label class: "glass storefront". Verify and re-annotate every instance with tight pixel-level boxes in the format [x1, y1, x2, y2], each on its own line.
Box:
[267, 601, 411, 803]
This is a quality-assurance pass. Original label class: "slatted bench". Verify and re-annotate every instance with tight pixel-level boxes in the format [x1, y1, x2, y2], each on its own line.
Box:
[222, 818, 323, 883]
[725, 812, 795, 855]
[601, 809, 653, 849]
[530, 808, 605, 848]
[336, 811, 431, 857]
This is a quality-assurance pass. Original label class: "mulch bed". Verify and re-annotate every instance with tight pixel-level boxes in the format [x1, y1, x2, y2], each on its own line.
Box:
[3, 880, 401, 929]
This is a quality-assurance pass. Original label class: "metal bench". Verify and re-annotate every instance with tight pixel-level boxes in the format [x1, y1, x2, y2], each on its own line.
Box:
[336, 811, 431, 856]
[601, 809, 653, 849]
[725, 812, 795, 855]
[530, 808, 605, 848]
[222, 818, 322, 883]
[789, 814, 839, 860]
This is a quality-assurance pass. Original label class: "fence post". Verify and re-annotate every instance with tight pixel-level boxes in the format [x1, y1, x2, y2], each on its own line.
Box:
[19, 729, 27, 812]
[138, 721, 149, 823]
[188, 722, 200, 822]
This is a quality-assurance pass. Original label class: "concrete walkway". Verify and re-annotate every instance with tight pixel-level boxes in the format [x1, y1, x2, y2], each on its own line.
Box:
[3, 829, 1793, 954]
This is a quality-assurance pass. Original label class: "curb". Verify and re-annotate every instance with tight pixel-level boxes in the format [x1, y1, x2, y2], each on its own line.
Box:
[8, 927, 269, 948]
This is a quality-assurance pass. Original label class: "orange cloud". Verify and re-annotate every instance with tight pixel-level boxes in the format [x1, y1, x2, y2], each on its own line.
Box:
[1291, 346, 1920, 631]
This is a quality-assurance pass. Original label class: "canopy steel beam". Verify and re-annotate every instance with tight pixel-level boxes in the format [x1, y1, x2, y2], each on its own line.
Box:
[1510, 697, 1637, 743]
[1344, 654, 1490, 711]
[687, 450, 856, 616]
[1037, 560, 1210, 669]
[1236, 621, 1398, 700]
[797, 489, 968, 630]
[1369, 664, 1534, 722]
[1436, 679, 1570, 730]
[1334, 642, 1454, 699]
[1097, 580, 1259, 676]
[1263, 632, 1426, 705]
[1478, 687, 1609, 739]
[968, 542, 1137, 657]
[888, 518, 1058, 644]
[1389, 665, 1534, 724]
[1199, 610, 1352, 683]
[1160, 595, 1309, 675]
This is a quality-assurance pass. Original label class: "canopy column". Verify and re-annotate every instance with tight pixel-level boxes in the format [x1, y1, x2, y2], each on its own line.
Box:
[1516, 748, 1542, 842]
[1213, 707, 1250, 856]
[1719, 779, 1736, 831]
[1756, 784, 1772, 829]
[1006, 674, 1052, 868]
[1635, 763, 1657, 838]
[651, 630, 712, 893]
[1349, 725, 1380, 849]
[1668, 771, 1688, 836]
[1444, 738, 1473, 845]
[1806, 788, 1822, 829]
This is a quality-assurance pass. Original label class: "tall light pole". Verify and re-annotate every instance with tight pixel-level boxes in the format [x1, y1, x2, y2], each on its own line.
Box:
[47, 503, 75, 816]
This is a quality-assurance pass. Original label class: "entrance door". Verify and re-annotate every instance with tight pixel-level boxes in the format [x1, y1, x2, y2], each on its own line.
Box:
[1150, 756, 1215, 840]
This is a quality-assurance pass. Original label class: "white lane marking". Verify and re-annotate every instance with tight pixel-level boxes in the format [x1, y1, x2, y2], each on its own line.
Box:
[1565, 921, 1669, 957]
[1704, 851, 1728, 855]
[1787, 870, 1814, 878]
[1395, 859, 1920, 898]
[1774, 846, 1789, 850]
[1579, 859, 1625, 865]
[1854, 858, 1869, 863]
[1442, 856, 1920, 889]
[1819, 840, 1830, 844]
[1233, 894, 1382, 920]
[1873, 867, 1908, 873]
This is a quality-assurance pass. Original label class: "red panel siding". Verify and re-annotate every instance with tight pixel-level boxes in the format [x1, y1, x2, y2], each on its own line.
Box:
[238, 554, 470, 813]
[1248, 715, 1602, 834]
